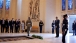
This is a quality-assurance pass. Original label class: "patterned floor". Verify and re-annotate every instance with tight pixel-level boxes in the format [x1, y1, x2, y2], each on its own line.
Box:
[0, 36, 34, 42]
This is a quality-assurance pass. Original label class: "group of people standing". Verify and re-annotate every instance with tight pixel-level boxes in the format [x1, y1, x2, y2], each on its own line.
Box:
[0, 18, 23, 33]
[52, 14, 68, 43]
[0, 17, 44, 36]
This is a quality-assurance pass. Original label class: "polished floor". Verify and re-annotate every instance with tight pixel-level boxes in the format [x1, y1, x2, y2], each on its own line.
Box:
[0, 33, 76, 43]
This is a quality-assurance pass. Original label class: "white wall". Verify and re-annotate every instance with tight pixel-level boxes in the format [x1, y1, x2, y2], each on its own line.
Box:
[45, 0, 56, 33]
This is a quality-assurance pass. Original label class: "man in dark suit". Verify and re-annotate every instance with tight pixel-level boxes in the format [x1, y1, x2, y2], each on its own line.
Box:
[39, 20, 44, 33]
[55, 17, 60, 37]
[1, 18, 5, 33]
[0, 19, 1, 25]
[9, 18, 14, 33]
[17, 19, 21, 33]
[72, 21, 76, 36]
[15, 19, 18, 33]
[5, 19, 9, 33]
[62, 14, 68, 43]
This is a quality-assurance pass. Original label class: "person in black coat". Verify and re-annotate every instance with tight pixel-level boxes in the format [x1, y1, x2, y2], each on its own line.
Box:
[5, 19, 9, 33]
[39, 20, 44, 33]
[55, 17, 60, 37]
[0, 19, 1, 27]
[52, 20, 55, 34]
[0, 19, 1, 32]
[72, 21, 76, 36]
[17, 19, 21, 33]
[62, 14, 68, 43]
[0, 19, 1, 25]
[9, 18, 14, 33]
[1, 18, 5, 33]
[15, 19, 18, 33]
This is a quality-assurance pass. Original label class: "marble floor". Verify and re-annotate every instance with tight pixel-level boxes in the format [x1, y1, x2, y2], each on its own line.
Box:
[0, 33, 76, 43]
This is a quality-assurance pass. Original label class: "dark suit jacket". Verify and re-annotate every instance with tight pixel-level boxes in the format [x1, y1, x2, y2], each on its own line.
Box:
[9, 20, 14, 27]
[55, 19, 60, 28]
[1, 20, 5, 25]
[15, 21, 18, 28]
[5, 20, 9, 27]
[17, 21, 21, 27]
[1, 20, 5, 27]
[39, 22, 44, 27]
[0, 20, 1, 25]
[52, 22, 55, 27]
[72, 23, 76, 30]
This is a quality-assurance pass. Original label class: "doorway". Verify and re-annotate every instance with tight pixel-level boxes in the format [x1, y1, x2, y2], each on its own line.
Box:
[68, 15, 76, 33]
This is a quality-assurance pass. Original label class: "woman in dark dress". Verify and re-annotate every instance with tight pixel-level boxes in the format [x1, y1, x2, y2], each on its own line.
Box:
[62, 14, 68, 43]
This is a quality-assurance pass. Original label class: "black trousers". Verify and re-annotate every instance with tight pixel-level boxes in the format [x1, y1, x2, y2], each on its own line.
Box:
[18, 26, 20, 33]
[56, 27, 59, 37]
[40, 26, 42, 33]
[62, 30, 67, 43]
[6, 26, 9, 33]
[1, 24, 5, 33]
[10, 26, 13, 33]
[15, 27, 18, 33]
[52, 27, 54, 33]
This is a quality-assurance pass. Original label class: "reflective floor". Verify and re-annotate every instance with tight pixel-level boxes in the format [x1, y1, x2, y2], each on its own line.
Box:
[0, 33, 75, 43]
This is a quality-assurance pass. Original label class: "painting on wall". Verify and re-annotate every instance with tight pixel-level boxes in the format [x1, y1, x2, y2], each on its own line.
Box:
[29, 0, 40, 22]
[0, 0, 3, 18]
[62, 0, 66, 11]
[68, 0, 73, 10]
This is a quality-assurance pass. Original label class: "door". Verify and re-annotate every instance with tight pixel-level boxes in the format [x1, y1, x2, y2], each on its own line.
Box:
[68, 15, 76, 33]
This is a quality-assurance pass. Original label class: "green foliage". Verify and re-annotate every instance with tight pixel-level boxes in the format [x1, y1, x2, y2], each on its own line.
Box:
[32, 35, 43, 40]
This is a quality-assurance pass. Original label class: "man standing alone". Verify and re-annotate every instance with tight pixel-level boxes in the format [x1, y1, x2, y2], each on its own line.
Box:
[39, 20, 44, 33]
[55, 17, 60, 37]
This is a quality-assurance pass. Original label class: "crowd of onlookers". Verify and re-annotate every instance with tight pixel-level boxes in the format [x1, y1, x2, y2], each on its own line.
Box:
[0, 18, 25, 33]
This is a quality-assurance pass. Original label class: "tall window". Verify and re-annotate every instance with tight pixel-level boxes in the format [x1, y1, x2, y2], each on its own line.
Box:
[68, 0, 73, 10]
[0, 0, 4, 9]
[5, 0, 11, 10]
[62, 0, 66, 11]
